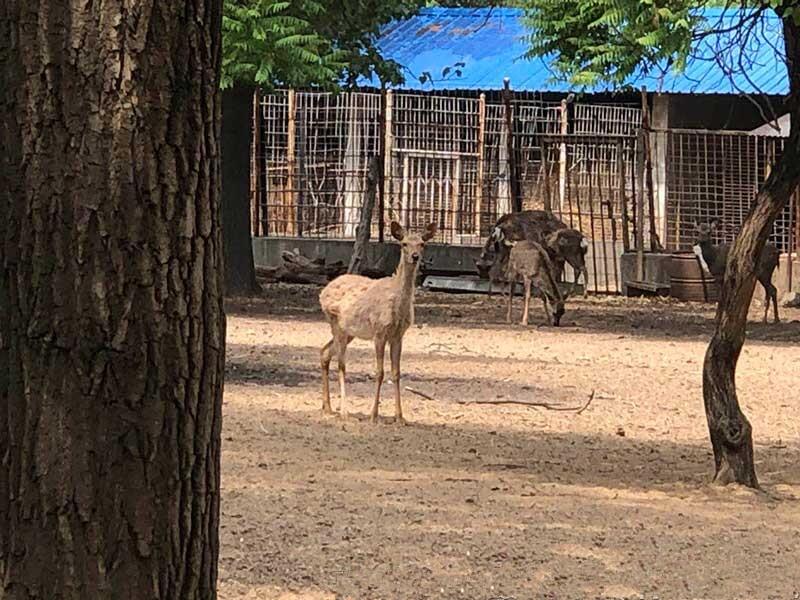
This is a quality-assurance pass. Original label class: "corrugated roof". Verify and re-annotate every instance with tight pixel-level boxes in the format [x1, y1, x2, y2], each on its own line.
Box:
[358, 7, 787, 95]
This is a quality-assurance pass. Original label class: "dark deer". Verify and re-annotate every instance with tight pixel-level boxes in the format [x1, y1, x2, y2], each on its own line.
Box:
[693, 220, 780, 323]
[476, 210, 589, 297]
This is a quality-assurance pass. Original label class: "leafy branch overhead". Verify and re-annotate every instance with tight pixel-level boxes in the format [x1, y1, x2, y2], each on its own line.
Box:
[520, 0, 795, 91]
[222, 0, 440, 89]
[222, 0, 345, 89]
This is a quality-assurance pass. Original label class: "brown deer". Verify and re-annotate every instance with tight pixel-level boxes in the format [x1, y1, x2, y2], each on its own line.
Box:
[505, 240, 565, 326]
[319, 221, 437, 424]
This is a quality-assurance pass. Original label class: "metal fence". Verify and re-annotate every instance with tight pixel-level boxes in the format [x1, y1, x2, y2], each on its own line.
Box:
[251, 88, 643, 251]
[660, 129, 799, 255]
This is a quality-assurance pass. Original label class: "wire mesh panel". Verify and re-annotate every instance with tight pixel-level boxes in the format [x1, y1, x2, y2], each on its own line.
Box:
[539, 134, 638, 293]
[574, 104, 641, 136]
[252, 88, 643, 252]
[386, 92, 480, 244]
[255, 90, 381, 238]
[664, 130, 798, 254]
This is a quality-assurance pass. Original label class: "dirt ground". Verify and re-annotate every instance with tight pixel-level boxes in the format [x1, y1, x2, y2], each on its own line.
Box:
[218, 284, 800, 600]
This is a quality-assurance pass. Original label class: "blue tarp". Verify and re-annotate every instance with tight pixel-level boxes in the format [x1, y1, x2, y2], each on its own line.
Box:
[357, 7, 787, 95]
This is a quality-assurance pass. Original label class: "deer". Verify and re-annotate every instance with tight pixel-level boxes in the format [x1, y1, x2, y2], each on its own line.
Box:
[693, 220, 780, 323]
[477, 210, 589, 297]
[504, 240, 566, 327]
[319, 221, 437, 425]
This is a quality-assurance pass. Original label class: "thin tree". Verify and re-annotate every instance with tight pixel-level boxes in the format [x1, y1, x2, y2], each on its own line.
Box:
[523, 0, 800, 487]
[0, 2, 225, 598]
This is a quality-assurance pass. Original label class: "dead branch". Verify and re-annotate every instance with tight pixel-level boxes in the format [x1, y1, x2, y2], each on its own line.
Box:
[405, 387, 595, 413]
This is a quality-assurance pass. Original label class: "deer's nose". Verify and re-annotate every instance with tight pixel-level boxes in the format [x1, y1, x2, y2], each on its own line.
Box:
[411, 252, 420, 262]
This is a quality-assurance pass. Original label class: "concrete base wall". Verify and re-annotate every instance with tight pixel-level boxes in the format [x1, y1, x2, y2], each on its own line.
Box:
[252, 237, 482, 276]
[254, 237, 628, 293]
[774, 254, 800, 298]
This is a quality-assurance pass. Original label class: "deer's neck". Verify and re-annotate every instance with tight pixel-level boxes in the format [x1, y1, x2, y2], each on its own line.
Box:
[393, 259, 419, 319]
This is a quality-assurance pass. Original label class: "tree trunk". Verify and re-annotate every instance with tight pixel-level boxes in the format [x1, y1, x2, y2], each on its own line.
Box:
[348, 156, 381, 275]
[0, 2, 224, 599]
[222, 86, 260, 296]
[703, 18, 800, 487]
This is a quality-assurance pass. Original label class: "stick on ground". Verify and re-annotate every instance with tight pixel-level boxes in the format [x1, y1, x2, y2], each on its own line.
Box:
[405, 387, 595, 413]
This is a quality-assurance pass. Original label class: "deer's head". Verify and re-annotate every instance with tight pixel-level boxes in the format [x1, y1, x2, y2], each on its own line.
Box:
[694, 219, 719, 244]
[391, 221, 437, 265]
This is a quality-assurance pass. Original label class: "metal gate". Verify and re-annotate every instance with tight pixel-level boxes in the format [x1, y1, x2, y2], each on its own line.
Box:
[539, 134, 639, 294]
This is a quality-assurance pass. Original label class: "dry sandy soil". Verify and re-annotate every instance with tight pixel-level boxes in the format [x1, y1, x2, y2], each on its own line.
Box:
[218, 284, 800, 600]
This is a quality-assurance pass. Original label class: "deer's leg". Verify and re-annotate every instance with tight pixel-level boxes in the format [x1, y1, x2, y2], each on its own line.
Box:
[772, 283, 780, 323]
[541, 292, 554, 325]
[390, 338, 405, 425]
[335, 334, 353, 417]
[320, 338, 335, 414]
[582, 267, 589, 298]
[371, 337, 386, 424]
[762, 279, 780, 323]
[522, 276, 531, 326]
[506, 276, 514, 323]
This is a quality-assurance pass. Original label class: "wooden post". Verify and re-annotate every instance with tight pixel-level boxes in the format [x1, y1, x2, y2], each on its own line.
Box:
[542, 139, 552, 212]
[475, 93, 486, 236]
[787, 191, 794, 292]
[559, 98, 568, 212]
[635, 128, 646, 281]
[401, 154, 410, 227]
[617, 140, 631, 253]
[502, 78, 521, 212]
[348, 156, 380, 274]
[641, 87, 662, 252]
[381, 89, 393, 242]
[453, 156, 462, 237]
[286, 88, 297, 235]
[251, 88, 261, 236]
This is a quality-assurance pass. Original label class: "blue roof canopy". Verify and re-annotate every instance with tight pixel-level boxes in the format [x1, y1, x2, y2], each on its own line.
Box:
[357, 7, 787, 95]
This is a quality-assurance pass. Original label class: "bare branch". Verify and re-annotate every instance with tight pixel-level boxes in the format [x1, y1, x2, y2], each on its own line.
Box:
[405, 387, 596, 413]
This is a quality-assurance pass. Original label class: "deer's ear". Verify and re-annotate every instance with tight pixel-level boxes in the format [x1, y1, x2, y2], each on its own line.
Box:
[390, 221, 405, 241]
[421, 222, 437, 242]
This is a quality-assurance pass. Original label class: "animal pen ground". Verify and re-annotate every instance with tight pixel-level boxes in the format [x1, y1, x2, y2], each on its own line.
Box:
[218, 285, 800, 600]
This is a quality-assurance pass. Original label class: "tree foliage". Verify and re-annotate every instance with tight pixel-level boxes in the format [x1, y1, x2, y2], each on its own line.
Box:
[222, 0, 345, 89]
[222, 0, 436, 89]
[520, 0, 796, 90]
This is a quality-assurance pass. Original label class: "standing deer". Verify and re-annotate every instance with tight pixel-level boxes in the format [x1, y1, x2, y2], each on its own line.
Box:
[505, 240, 565, 326]
[693, 220, 780, 323]
[319, 221, 437, 424]
[477, 210, 589, 297]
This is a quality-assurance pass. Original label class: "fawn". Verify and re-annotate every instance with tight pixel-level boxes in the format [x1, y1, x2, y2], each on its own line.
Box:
[505, 240, 565, 326]
[319, 221, 437, 424]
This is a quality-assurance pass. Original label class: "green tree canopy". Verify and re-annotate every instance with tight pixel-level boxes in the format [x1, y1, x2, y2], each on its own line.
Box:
[222, 0, 433, 89]
[521, 0, 794, 92]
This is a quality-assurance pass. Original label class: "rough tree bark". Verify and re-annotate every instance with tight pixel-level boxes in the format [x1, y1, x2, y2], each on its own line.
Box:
[348, 156, 381, 275]
[702, 15, 800, 487]
[222, 86, 260, 296]
[0, 1, 225, 599]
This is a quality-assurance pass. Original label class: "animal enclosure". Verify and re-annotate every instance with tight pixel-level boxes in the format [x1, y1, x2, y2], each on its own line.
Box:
[250, 88, 799, 294]
[250, 90, 642, 240]
[659, 128, 800, 255]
